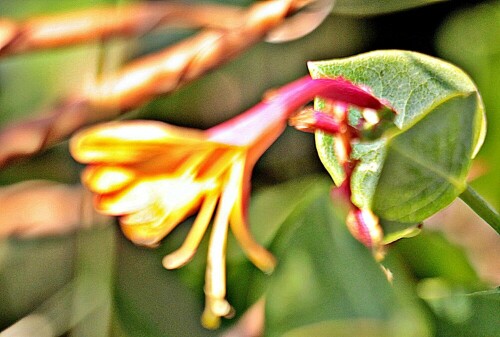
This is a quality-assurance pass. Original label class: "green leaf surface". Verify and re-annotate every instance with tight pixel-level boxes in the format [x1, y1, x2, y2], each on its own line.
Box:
[0, 236, 74, 329]
[331, 0, 445, 16]
[422, 286, 500, 337]
[314, 130, 346, 187]
[350, 138, 388, 208]
[264, 191, 431, 337]
[309, 50, 485, 225]
[394, 231, 479, 286]
[372, 94, 480, 221]
[114, 232, 217, 337]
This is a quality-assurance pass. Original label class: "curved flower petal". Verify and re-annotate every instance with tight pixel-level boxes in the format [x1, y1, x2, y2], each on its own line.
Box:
[70, 120, 216, 164]
[82, 165, 135, 194]
[118, 176, 209, 246]
[95, 180, 154, 215]
[229, 161, 276, 273]
[120, 202, 197, 247]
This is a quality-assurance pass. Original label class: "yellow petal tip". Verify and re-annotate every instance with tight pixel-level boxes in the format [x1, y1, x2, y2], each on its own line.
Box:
[162, 250, 195, 270]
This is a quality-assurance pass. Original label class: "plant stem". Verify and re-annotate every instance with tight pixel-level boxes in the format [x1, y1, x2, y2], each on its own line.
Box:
[460, 184, 500, 235]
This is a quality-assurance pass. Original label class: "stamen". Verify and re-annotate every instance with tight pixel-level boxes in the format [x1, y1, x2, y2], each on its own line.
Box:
[333, 102, 348, 120]
[334, 134, 349, 165]
[163, 190, 220, 269]
[362, 108, 380, 125]
[289, 107, 343, 135]
[230, 212, 276, 273]
[203, 155, 243, 328]
[201, 298, 234, 329]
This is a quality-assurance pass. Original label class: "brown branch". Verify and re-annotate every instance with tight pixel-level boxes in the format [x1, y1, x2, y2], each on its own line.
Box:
[0, 0, 310, 167]
[0, 2, 246, 56]
[0, 180, 108, 238]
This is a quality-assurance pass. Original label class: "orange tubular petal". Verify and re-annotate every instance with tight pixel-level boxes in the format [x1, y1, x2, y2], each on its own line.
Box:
[230, 209, 276, 273]
[82, 165, 135, 194]
[121, 186, 206, 246]
[197, 148, 241, 180]
[229, 166, 276, 274]
[70, 120, 210, 164]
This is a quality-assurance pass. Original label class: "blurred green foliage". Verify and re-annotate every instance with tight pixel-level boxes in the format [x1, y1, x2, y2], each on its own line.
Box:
[436, 1, 500, 208]
[1, 0, 499, 336]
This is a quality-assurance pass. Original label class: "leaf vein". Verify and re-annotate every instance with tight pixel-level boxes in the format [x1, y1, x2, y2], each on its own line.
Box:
[388, 141, 464, 189]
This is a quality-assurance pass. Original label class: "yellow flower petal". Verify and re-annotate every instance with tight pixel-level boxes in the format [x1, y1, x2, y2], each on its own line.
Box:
[70, 120, 214, 164]
[82, 165, 135, 194]
[96, 181, 154, 215]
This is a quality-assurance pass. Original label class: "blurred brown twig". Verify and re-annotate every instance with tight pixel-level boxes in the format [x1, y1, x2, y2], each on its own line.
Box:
[0, 2, 245, 56]
[0, 180, 108, 238]
[0, 0, 313, 167]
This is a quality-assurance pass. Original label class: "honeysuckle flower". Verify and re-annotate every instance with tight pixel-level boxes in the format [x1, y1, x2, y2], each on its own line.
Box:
[70, 75, 384, 328]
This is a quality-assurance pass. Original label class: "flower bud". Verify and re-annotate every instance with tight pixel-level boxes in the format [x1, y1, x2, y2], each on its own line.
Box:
[346, 207, 383, 249]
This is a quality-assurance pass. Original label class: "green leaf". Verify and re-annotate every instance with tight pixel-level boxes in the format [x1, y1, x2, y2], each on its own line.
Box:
[264, 191, 431, 337]
[372, 94, 481, 221]
[114, 233, 218, 337]
[0, 236, 74, 329]
[350, 138, 388, 208]
[451, 289, 500, 337]
[381, 219, 421, 245]
[394, 231, 480, 286]
[420, 285, 500, 337]
[331, 0, 446, 16]
[315, 130, 346, 187]
[309, 50, 486, 225]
